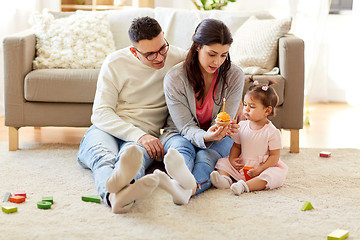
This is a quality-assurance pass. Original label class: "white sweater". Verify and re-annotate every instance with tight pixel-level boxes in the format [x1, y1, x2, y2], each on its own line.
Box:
[91, 46, 186, 142]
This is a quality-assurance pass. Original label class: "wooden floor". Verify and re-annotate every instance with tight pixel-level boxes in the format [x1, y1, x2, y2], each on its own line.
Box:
[0, 102, 359, 149]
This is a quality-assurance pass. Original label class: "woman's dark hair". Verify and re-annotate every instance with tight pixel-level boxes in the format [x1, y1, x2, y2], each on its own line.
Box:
[246, 76, 279, 117]
[184, 18, 233, 104]
[128, 16, 162, 43]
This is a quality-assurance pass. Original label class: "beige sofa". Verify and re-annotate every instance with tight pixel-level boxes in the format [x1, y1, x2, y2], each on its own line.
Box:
[3, 7, 304, 152]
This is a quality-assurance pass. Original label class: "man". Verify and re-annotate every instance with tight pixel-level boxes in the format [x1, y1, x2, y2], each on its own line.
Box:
[77, 16, 186, 214]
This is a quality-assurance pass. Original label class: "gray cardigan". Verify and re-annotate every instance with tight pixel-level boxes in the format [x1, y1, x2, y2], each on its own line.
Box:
[160, 62, 245, 149]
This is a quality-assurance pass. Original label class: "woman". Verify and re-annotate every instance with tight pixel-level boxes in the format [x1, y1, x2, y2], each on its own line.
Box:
[155, 18, 245, 205]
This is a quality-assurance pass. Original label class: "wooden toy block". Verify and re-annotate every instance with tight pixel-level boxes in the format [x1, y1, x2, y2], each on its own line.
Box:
[82, 195, 101, 203]
[301, 201, 314, 211]
[327, 229, 349, 240]
[320, 151, 331, 158]
[42, 196, 53, 204]
[2, 206, 18, 214]
[243, 166, 254, 181]
[37, 201, 52, 209]
[3, 192, 11, 202]
[9, 195, 26, 204]
[13, 191, 26, 198]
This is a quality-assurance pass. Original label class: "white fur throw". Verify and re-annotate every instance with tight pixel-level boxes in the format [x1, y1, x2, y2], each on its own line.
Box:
[231, 16, 292, 75]
[29, 10, 115, 69]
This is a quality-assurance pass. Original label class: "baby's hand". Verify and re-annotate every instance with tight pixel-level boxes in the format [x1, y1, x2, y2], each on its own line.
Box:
[226, 120, 239, 137]
[247, 167, 262, 178]
[230, 157, 244, 171]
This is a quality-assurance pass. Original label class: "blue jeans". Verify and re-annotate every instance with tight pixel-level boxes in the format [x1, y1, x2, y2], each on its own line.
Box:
[164, 134, 233, 195]
[77, 125, 154, 206]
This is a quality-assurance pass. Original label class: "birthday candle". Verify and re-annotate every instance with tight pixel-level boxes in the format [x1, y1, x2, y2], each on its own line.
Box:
[222, 98, 226, 112]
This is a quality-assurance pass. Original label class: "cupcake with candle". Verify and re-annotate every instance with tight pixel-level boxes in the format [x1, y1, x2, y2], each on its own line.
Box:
[216, 98, 231, 127]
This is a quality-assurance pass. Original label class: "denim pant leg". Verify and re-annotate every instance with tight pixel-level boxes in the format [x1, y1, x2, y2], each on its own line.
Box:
[193, 136, 233, 195]
[116, 142, 155, 181]
[163, 134, 196, 172]
[77, 125, 121, 206]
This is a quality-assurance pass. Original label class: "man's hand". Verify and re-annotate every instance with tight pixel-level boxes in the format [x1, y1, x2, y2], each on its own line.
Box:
[137, 134, 164, 160]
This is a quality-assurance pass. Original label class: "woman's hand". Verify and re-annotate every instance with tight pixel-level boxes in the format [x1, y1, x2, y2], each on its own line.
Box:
[203, 124, 229, 142]
[137, 134, 164, 160]
[230, 156, 244, 171]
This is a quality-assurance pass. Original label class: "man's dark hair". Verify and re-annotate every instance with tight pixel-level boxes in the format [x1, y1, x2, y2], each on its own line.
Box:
[128, 16, 162, 43]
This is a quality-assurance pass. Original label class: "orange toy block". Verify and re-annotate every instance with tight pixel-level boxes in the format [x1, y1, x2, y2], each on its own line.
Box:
[9, 195, 26, 203]
[243, 166, 254, 181]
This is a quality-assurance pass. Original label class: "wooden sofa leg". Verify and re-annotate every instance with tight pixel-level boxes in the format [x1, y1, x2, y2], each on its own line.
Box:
[9, 127, 19, 151]
[290, 129, 299, 153]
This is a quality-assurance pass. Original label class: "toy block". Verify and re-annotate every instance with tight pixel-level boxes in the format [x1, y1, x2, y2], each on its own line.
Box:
[82, 195, 101, 203]
[9, 195, 26, 204]
[42, 196, 53, 204]
[3, 192, 11, 202]
[2, 206, 18, 214]
[243, 166, 254, 181]
[37, 201, 52, 209]
[327, 229, 349, 240]
[301, 201, 314, 211]
[320, 151, 331, 158]
[13, 191, 26, 198]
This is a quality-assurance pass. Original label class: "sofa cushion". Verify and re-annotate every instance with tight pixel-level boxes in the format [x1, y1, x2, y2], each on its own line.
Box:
[231, 16, 292, 75]
[107, 8, 155, 50]
[154, 7, 274, 50]
[30, 10, 115, 69]
[25, 69, 99, 103]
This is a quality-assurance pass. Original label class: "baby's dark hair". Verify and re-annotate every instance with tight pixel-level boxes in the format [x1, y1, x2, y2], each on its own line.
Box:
[245, 76, 279, 117]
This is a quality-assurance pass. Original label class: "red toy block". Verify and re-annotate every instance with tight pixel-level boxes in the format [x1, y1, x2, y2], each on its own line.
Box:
[243, 166, 254, 181]
[14, 191, 26, 198]
[9, 195, 26, 203]
[320, 151, 331, 158]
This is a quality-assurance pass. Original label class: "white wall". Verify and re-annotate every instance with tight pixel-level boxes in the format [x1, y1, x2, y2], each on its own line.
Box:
[1, 0, 358, 117]
[0, 0, 60, 116]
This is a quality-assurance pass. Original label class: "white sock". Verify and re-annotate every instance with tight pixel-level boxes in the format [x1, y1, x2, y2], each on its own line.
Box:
[210, 171, 232, 189]
[230, 180, 249, 196]
[106, 145, 143, 193]
[109, 173, 159, 214]
[154, 169, 192, 205]
[164, 148, 196, 190]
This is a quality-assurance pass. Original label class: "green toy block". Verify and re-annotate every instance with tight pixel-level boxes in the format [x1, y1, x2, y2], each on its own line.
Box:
[301, 201, 314, 211]
[42, 196, 53, 204]
[2, 206, 18, 214]
[37, 201, 52, 209]
[327, 229, 349, 240]
[82, 195, 101, 203]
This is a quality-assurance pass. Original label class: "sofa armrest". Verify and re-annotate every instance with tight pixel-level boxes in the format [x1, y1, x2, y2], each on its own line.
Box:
[3, 29, 36, 127]
[278, 34, 305, 129]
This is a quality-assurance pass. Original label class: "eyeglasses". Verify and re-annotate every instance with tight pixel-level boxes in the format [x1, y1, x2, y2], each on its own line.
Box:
[134, 39, 169, 61]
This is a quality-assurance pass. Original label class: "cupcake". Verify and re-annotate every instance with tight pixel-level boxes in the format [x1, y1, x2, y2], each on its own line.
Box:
[216, 112, 231, 127]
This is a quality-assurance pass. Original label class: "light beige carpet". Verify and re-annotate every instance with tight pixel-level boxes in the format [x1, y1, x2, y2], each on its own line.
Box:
[1, 143, 359, 240]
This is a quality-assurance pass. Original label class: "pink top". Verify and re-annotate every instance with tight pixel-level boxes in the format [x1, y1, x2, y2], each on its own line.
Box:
[232, 120, 282, 166]
[195, 71, 218, 130]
